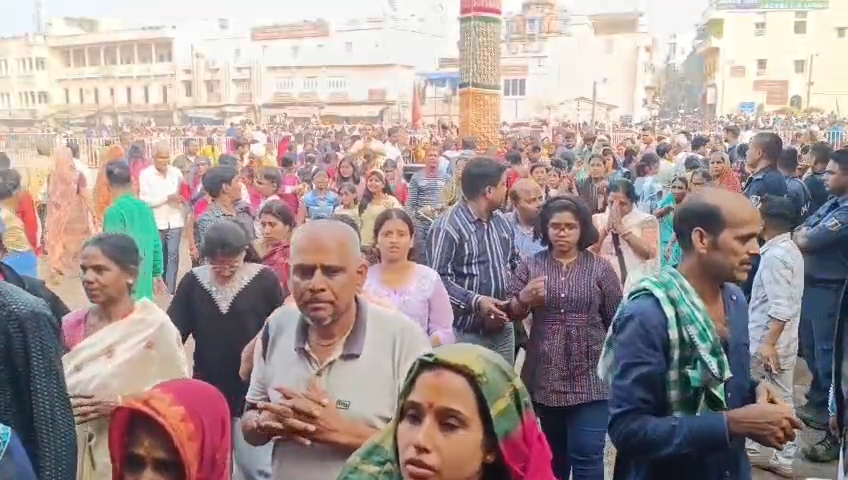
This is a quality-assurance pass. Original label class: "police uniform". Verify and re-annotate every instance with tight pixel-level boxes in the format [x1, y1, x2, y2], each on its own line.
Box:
[785, 174, 812, 220]
[743, 166, 787, 207]
[798, 196, 848, 420]
[741, 166, 788, 299]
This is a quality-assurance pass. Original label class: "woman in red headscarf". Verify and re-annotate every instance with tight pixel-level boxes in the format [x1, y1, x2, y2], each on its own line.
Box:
[108, 379, 231, 480]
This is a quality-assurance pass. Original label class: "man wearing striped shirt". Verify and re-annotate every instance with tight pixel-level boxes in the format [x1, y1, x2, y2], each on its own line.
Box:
[428, 157, 520, 364]
[407, 145, 450, 263]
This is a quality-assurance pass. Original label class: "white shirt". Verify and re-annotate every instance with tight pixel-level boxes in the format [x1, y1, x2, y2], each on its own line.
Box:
[748, 233, 804, 370]
[139, 165, 185, 230]
[384, 142, 403, 167]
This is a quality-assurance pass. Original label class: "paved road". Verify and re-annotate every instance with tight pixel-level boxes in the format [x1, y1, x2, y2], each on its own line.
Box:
[44, 252, 838, 479]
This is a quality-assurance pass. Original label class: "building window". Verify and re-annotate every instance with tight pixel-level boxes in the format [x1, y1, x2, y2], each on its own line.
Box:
[756, 59, 767, 75]
[345, 42, 353, 53]
[182, 81, 192, 98]
[302, 77, 318, 91]
[276, 78, 295, 91]
[794, 20, 807, 34]
[27, 58, 33, 71]
[754, 22, 766, 36]
[291, 45, 300, 58]
[64, 88, 70, 104]
[94, 88, 100, 105]
[126, 86, 133, 104]
[236, 80, 250, 92]
[110, 87, 116, 103]
[526, 18, 540, 34]
[0, 60, 7, 76]
[144, 86, 150, 104]
[503, 78, 526, 97]
[838, 27, 846, 38]
[162, 85, 168, 104]
[36, 58, 46, 70]
[79, 88, 84, 104]
[327, 77, 347, 91]
[794, 59, 806, 74]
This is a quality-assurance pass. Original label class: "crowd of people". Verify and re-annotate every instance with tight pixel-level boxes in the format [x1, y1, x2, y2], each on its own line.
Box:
[0, 117, 846, 480]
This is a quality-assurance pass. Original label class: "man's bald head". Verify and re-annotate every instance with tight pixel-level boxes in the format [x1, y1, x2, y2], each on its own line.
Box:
[509, 178, 542, 203]
[291, 220, 361, 264]
[289, 220, 366, 326]
[674, 188, 758, 250]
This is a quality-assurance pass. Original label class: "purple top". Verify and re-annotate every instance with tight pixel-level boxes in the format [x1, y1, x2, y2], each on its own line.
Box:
[364, 263, 455, 345]
[508, 250, 622, 408]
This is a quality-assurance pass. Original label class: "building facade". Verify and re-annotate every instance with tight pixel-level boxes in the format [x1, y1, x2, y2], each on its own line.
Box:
[252, 17, 436, 122]
[0, 34, 53, 124]
[690, 0, 847, 116]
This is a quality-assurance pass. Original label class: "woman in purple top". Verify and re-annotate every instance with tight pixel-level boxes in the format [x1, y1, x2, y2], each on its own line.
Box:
[363, 208, 455, 346]
[506, 195, 622, 480]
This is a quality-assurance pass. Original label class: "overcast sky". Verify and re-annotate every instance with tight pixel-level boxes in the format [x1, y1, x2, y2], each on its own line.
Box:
[0, 0, 707, 40]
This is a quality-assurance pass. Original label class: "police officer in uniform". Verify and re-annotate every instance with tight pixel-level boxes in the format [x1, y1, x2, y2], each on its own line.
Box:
[741, 132, 789, 300]
[797, 147, 848, 463]
[778, 146, 812, 221]
[744, 132, 789, 206]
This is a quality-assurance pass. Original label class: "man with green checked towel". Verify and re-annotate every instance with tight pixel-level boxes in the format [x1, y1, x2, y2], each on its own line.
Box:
[599, 188, 801, 480]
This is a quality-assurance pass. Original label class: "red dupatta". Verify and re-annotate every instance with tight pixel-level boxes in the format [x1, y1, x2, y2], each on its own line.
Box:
[108, 379, 231, 480]
[262, 241, 290, 296]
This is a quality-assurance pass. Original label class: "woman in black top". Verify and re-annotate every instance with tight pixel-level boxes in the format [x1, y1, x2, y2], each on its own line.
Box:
[167, 220, 283, 480]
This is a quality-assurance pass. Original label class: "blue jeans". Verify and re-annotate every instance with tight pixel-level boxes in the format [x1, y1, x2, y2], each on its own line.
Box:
[159, 227, 182, 294]
[800, 279, 847, 413]
[455, 322, 515, 366]
[232, 417, 272, 480]
[535, 400, 608, 480]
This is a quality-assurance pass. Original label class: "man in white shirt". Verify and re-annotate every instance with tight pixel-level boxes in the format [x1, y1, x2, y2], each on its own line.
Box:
[384, 126, 404, 170]
[746, 196, 804, 477]
[138, 141, 185, 294]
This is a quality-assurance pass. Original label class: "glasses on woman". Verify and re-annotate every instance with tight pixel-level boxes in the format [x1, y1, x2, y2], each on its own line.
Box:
[209, 255, 244, 274]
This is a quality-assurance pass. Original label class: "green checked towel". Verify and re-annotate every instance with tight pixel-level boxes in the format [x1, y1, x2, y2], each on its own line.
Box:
[597, 267, 732, 415]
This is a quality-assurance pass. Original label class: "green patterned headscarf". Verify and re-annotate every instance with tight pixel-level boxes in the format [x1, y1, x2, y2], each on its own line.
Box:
[335, 344, 556, 480]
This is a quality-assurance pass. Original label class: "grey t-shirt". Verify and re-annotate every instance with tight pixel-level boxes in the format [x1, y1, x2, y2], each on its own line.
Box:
[246, 302, 431, 480]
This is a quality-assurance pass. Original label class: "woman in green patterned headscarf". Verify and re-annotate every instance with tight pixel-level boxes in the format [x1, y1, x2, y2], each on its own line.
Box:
[336, 344, 556, 480]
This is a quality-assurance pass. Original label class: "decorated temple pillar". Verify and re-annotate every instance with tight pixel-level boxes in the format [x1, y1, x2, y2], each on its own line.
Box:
[459, 0, 501, 151]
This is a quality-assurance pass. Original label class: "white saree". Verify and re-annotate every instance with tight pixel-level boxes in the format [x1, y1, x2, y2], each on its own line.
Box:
[62, 299, 189, 480]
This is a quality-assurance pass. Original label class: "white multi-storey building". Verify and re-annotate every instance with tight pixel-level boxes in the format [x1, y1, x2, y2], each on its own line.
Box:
[0, 34, 54, 123]
[690, 0, 847, 116]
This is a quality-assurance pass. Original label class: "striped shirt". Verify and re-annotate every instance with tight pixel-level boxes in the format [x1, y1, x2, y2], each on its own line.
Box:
[427, 201, 519, 333]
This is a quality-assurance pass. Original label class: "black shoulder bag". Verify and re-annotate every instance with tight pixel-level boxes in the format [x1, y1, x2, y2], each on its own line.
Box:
[611, 232, 628, 286]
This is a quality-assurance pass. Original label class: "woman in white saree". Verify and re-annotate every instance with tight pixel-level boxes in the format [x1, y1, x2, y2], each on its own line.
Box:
[61, 233, 188, 480]
[592, 178, 659, 294]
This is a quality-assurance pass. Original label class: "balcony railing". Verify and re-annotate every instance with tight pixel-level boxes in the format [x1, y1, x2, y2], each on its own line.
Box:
[55, 63, 176, 79]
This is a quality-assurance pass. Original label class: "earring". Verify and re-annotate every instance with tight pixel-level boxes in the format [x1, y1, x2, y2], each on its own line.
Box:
[483, 453, 496, 464]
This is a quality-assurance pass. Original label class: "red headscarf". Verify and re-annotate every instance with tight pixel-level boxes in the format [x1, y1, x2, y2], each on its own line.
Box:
[108, 379, 231, 480]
